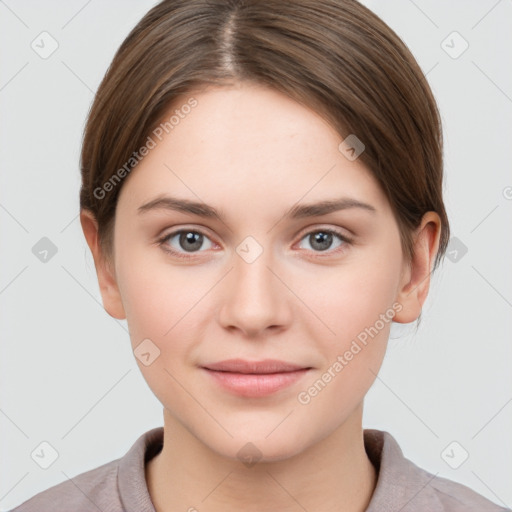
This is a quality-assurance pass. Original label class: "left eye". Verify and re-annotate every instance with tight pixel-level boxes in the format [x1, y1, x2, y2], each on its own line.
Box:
[296, 229, 349, 253]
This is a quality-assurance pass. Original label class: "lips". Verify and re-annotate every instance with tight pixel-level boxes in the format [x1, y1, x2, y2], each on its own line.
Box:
[201, 358, 310, 374]
[201, 359, 312, 397]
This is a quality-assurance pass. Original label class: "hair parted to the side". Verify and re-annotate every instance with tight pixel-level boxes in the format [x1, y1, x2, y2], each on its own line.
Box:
[80, 0, 450, 270]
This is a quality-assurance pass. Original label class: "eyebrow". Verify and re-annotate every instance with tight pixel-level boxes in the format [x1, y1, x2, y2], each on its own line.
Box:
[137, 195, 376, 221]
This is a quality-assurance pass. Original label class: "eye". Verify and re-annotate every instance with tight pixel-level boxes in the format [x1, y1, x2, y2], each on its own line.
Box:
[158, 229, 215, 258]
[296, 228, 352, 254]
[157, 226, 352, 260]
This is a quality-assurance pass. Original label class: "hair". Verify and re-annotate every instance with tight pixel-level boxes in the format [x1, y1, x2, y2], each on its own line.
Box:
[80, 0, 450, 272]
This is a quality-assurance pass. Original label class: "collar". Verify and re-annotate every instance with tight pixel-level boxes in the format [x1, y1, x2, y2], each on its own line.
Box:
[364, 429, 443, 511]
[117, 427, 443, 511]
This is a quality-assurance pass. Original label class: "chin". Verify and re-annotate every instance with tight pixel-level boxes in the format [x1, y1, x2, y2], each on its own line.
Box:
[198, 421, 315, 465]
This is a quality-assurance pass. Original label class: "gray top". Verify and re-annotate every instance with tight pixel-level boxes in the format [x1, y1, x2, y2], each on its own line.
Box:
[11, 427, 509, 511]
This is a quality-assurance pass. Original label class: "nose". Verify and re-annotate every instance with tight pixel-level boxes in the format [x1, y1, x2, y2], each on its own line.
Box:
[218, 247, 291, 338]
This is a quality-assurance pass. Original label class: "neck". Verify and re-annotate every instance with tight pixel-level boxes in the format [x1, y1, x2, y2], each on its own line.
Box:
[146, 404, 377, 512]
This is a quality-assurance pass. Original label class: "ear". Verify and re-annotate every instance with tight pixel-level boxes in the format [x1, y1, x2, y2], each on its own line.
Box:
[80, 209, 126, 320]
[393, 211, 442, 323]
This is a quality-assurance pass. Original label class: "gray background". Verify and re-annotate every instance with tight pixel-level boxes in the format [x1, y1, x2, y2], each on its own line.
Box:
[1, 0, 511, 509]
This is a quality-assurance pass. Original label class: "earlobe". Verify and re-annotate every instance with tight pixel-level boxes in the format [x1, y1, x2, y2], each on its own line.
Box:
[393, 212, 442, 324]
[80, 210, 126, 320]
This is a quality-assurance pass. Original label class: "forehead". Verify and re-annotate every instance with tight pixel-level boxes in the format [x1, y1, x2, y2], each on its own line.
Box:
[117, 83, 390, 218]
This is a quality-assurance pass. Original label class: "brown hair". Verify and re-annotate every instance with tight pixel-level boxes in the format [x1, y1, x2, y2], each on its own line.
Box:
[80, 0, 450, 269]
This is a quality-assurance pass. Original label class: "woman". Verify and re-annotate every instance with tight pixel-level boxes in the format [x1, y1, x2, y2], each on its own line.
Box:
[12, 0, 508, 510]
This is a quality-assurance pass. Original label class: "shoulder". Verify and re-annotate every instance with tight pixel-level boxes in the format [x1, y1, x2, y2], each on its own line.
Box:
[10, 427, 163, 512]
[10, 458, 121, 512]
[364, 429, 510, 512]
[429, 472, 510, 512]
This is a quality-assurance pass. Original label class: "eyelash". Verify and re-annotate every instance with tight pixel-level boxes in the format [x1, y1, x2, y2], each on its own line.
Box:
[157, 227, 353, 260]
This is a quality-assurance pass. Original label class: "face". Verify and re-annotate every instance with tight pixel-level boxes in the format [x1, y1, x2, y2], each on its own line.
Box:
[108, 82, 410, 461]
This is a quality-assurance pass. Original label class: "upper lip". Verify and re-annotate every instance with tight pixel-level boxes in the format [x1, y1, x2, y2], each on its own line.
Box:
[202, 358, 310, 374]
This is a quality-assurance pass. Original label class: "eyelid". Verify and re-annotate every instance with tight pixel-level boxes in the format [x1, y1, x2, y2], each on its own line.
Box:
[158, 224, 217, 243]
[295, 224, 353, 242]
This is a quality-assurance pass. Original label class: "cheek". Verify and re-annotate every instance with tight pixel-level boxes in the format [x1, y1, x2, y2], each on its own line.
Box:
[116, 259, 205, 413]
[115, 246, 216, 387]
[298, 245, 402, 348]
[294, 242, 402, 408]
[116, 241, 210, 344]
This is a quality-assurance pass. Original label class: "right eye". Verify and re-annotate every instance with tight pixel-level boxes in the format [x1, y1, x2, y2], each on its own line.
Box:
[158, 228, 216, 259]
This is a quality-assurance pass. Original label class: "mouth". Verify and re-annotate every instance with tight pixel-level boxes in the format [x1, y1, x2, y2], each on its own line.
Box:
[201, 359, 312, 397]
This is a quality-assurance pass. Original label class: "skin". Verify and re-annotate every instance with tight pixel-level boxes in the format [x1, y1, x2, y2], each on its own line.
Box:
[81, 81, 441, 512]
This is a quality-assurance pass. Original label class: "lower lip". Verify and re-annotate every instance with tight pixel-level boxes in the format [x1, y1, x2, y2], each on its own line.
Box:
[202, 368, 310, 397]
